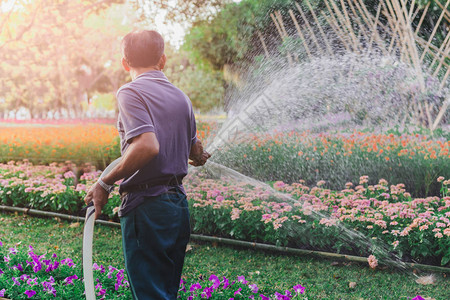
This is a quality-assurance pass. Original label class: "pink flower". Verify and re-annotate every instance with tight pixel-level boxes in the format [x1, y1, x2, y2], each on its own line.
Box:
[273, 181, 286, 189]
[316, 180, 326, 187]
[378, 179, 388, 186]
[368, 255, 378, 269]
[437, 176, 445, 183]
[63, 171, 76, 179]
[419, 225, 428, 231]
[230, 208, 240, 220]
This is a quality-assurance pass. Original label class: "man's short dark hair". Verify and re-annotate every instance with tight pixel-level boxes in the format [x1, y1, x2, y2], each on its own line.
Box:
[122, 30, 164, 68]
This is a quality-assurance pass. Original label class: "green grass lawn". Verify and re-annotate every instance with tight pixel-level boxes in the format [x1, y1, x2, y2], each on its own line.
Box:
[0, 211, 448, 299]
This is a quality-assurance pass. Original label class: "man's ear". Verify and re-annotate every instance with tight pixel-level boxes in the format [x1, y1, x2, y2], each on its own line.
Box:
[121, 57, 131, 72]
[159, 54, 167, 70]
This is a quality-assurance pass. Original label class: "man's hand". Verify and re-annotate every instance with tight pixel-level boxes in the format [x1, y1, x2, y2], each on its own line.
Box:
[84, 182, 109, 220]
[189, 151, 211, 166]
[189, 140, 211, 167]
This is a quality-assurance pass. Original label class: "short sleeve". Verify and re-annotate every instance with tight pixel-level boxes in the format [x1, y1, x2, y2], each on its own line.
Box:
[117, 88, 155, 143]
[190, 107, 198, 148]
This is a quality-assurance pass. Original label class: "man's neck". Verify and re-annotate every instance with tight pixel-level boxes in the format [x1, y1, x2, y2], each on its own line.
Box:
[130, 66, 161, 81]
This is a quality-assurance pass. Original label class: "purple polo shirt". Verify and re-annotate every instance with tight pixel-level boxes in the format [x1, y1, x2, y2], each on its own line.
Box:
[116, 70, 197, 217]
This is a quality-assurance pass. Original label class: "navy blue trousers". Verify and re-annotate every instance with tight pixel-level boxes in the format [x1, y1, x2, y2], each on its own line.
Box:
[120, 190, 190, 299]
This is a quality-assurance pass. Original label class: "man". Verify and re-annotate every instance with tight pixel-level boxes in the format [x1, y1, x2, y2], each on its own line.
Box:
[84, 30, 210, 299]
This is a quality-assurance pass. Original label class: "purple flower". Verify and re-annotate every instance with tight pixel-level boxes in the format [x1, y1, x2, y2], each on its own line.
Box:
[42, 281, 56, 296]
[61, 258, 75, 268]
[12, 264, 24, 272]
[412, 296, 425, 300]
[115, 282, 122, 291]
[260, 295, 270, 300]
[293, 284, 305, 294]
[97, 289, 106, 296]
[63, 274, 78, 285]
[249, 284, 259, 293]
[107, 265, 116, 278]
[209, 274, 220, 289]
[0, 289, 5, 297]
[0, 268, 3, 275]
[222, 276, 230, 289]
[275, 292, 291, 300]
[8, 247, 17, 255]
[179, 278, 186, 292]
[237, 275, 248, 284]
[28, 251, 44, 273]
[189, 282, 202, 292]
[27, 278, 38, 287]
[201, 286, 213, 298]
[12, 277, 21, 286]
[234, 287, 242, 296]
[51, 260, 59, 271]
[116, 269, 125, 282]
[4, 256, 10, 263]
[20, 274, 30, 281]
[24, 290, 36, 298]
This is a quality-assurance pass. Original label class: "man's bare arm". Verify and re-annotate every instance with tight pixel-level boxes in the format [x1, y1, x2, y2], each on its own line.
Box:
[102, 132, 159, 185]
[84, 132, 159, 219]
[189, 139, 211, 166]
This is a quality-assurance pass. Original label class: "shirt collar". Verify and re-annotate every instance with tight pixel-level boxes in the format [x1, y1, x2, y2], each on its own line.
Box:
[134, 70, 167, 81]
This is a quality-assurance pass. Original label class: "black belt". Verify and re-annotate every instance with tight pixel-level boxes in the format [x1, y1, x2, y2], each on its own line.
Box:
[119, 176, 183, 195]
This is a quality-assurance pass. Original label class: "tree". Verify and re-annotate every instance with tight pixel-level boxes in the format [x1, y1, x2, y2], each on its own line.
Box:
[130, 0, 231, 26]
[164, 45, 224, 112]
[0, 0, 131, 119]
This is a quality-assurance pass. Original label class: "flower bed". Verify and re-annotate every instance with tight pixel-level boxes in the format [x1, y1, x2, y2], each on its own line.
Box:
[0, 242, 306, 299]
[186, 172, 450, 266]
[0, 242, 130, 299]
[0, 124, 120, 168]
[0, 161, 449, 267]
[214, 130, 450, 197]
[0, 161, 121, 220]
[0, 121, 215, 169]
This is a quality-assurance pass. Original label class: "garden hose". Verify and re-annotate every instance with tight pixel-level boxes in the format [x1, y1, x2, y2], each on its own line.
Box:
[82, 157, 122, 300]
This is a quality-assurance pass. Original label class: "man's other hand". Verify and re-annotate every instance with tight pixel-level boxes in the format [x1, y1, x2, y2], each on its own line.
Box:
[84, 183, 109, 220]
[189, 151, 211, 167]
[189, 140, 211, 167]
